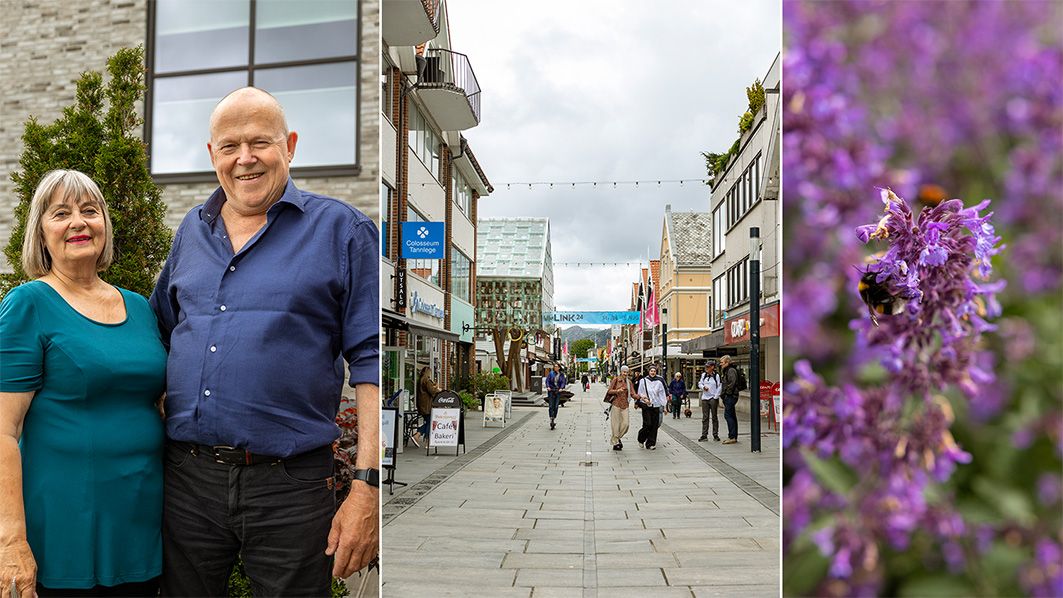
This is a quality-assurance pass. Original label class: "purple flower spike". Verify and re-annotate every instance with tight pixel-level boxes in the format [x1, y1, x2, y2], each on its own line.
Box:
[856, 189, 1003, 394]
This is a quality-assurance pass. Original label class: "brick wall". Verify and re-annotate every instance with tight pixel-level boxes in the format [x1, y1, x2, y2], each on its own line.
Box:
[1, 0, 380, 272]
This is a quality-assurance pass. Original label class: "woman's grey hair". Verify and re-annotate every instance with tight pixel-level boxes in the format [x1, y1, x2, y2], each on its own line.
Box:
[22, 169, 113, 278]
[620, 365, 629, 372]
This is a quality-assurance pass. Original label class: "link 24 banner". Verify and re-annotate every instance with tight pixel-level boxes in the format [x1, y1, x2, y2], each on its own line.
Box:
[544, 311, 640, 325]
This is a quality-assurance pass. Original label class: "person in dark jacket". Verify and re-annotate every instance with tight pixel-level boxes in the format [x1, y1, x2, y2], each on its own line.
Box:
[719, 355, 740, 444]
[545, 363, 567, 430]
[668, 372, 687, 419]
[413, 366, 439, 447]
[581, 373, 589, 392]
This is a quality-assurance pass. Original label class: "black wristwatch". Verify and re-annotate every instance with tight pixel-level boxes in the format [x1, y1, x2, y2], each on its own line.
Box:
[352, 468, 380, 488]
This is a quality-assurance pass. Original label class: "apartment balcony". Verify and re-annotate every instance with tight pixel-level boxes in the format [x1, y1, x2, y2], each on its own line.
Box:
[415, 48, 481, 131]
[382, 0, 440, 46]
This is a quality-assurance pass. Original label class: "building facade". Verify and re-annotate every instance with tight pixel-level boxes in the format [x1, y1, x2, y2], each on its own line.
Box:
[380, 0, 492, 407]
[1, 0, 380, 266]
[653, 205, 713, 384]
[684, 52, 782, 396]
[473, 217, 556, 392]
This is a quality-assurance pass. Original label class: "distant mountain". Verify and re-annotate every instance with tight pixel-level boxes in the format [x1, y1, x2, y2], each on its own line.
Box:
[560, 326, 611, 347]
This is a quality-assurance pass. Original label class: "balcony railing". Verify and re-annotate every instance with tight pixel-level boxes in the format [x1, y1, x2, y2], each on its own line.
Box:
[417, 48, 481, 129]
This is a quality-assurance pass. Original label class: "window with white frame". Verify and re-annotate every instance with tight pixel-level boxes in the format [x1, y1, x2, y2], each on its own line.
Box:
[148, 0, 360, 176]
[450, 246, 471, 303]
[406, 206, 440, 286]
[712, 274, 726, 328]
[381, 53, 394, 123]
[381, 181, 393, 258]
[727, 256, 751, 307]
[408, 104, 441, 179]
[452, 170, 472, 217]
[712, 203, 725, 258]
[722, 152, 763, 231]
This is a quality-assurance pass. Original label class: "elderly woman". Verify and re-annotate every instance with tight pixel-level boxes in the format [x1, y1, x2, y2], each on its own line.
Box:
[0, 170, 166, 597]
[603, 365, 634, 451]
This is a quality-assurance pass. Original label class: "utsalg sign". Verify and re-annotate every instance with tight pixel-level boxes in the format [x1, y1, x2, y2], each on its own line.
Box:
[724, 303, 780, 345]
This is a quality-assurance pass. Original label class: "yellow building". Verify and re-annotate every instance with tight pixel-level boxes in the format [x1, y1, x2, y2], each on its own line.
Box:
[654, 206, 713, 383]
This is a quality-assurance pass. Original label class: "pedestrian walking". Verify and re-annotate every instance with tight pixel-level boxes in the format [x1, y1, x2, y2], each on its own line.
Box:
[668, 372, 687, 419]
[636, 366, 668, 449]
[412, 366, 439, 447]
[697, 361, 722, 441]
[545, 363, 567, 430]
[720, 355, 741, 444]
[604, 365, 633, 450]
[581, 373, 589, 392]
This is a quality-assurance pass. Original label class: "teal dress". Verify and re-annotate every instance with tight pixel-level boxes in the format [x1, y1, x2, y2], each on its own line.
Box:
[0, 281, 165, 589]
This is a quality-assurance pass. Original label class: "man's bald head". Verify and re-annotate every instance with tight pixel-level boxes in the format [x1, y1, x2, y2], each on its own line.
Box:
[209, 87, 289, 141]
[206, 86, 298, 216]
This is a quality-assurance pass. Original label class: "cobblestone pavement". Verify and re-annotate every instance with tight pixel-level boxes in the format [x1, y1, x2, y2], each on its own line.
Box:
[381, 383, 780, 597]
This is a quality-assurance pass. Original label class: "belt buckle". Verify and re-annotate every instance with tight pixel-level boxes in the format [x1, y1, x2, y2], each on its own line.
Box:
[212, 445, 244, 465]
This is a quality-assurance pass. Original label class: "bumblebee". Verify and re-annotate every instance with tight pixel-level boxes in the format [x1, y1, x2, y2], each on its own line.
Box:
[857, 270, 906, 326]
[916, 184, 948, 207]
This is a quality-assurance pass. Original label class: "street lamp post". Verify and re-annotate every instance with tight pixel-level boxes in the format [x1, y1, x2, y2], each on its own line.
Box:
[749, 227, 762, 453]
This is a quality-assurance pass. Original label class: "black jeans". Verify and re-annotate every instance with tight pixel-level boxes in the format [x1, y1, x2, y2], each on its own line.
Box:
[37, 578, 160, 597]
[639, 406, 660, 448]
[161, 442, 336, 597]
[723, 395, 739, 439]
[547, 390, 560, 419]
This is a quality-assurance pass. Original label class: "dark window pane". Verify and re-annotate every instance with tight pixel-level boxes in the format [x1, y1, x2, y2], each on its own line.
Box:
[151, 72, 247, 174]
[255, 0, 358, 64]
[256, 62, 357, 167]
[154, 0, 249, 73]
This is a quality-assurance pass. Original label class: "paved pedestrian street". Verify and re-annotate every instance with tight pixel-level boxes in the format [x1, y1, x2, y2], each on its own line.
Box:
[382, 383, 780, 597]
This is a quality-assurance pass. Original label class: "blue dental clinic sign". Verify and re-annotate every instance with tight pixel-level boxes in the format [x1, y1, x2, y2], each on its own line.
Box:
[401, 221, 445, 259]
[544, 311, 641, 325]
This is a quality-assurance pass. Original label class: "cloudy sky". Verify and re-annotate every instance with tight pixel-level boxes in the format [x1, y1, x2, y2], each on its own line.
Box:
[447, 1, 781, 317]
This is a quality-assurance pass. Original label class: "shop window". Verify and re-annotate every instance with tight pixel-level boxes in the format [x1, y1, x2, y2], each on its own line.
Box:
[450, 246, 471, 303]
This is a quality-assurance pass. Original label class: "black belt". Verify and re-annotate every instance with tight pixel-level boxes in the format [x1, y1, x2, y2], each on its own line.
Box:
[174, 441, 286, 466]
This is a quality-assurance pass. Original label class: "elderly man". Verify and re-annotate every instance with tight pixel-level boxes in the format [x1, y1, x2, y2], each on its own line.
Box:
[697, 361, 722, 442]
[720, 355, 740, 444]
[150, 87, 378, 596]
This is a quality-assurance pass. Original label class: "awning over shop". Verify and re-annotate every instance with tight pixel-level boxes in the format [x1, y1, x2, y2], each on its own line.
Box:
[681, 330, 725, 354]
[382, 310, 460, 342]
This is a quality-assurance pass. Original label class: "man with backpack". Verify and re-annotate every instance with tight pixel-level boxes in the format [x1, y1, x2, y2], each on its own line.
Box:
[719, 355, 746, 444]
[697, 361, 721, 442]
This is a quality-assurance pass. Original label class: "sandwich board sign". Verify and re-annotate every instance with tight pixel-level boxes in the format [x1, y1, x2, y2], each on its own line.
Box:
[429, 390, 464, 455]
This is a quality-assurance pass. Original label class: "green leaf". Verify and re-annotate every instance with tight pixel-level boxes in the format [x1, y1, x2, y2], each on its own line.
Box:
[897, 574, 975, 597]
[801, 448, 860, 495]
[783, 546, 831, 597]
[971, 478, 1035, 526]
[980, 542, 1027, 592]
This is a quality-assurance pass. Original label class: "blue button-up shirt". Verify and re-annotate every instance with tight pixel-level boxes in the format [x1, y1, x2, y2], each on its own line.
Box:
[150, 180, 379, 457]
